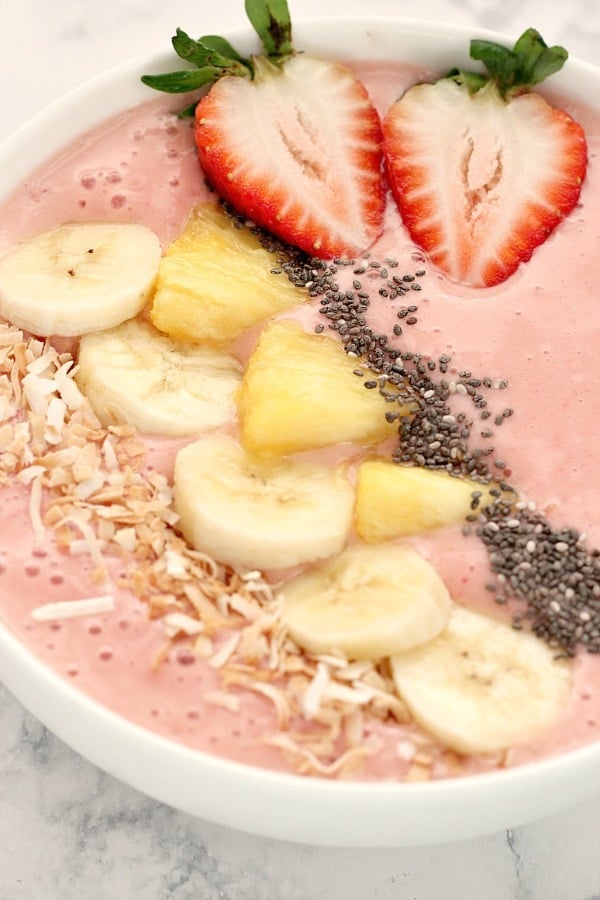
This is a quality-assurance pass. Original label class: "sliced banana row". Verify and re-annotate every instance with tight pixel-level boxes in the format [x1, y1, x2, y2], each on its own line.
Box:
[170, 430, 571, 754]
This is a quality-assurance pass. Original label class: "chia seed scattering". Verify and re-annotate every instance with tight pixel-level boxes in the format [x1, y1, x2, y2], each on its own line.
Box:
[225, 203, 600, 657]
[478, 499, 600, 656]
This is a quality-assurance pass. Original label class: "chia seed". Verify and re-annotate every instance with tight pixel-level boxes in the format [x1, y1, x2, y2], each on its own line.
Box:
[221, 200, 600, 657]
[478, 500, 600, 656]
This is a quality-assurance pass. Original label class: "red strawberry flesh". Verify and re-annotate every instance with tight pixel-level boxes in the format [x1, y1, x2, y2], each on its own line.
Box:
[195, 54, 385, 260]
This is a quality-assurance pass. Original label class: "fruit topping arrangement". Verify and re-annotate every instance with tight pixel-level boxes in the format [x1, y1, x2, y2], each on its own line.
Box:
[0, 1, 598, 779]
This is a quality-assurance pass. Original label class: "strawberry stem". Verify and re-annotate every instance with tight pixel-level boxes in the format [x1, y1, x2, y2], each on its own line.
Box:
[244, 0, 293, 58]
[448, 28, 568, 98]
[141, 0, 294, 112]
[141, 29, 253, 98]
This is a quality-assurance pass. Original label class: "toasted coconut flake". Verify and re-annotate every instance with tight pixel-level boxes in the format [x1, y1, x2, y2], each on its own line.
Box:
[204, 690, 241, 713]
[236, 569, 260, 582]
[344, 708, 364, 747]
[322, 682, 378, 707]
[101, 435, 119, 471]
[74, 470, 106, 500]
[310, 651, 350, 670]
[67, 536, 108, 556]
[224, 591, 263, 622]
[31, 594, 115, 622]
[0, 324, 24, 346]
[164, 548, 189, 579]
[54, 361, 87, 410]
[333, 660, 374, 682]
[113, 526, 137, 553]
[28, 474, 46, 544]
[17, 464, 46, 485]
[94, 503, 131, 520]
[26, 348, 58, 377]
[182, 584, 229, 630]
[360, 684, 408, 723]
[57, 513, 107, 574]
[193, 634, 214, 658]
[235, 679, 291, 729]
[0, 395, 17, 424]
[44, 396, 67, 444]
[208, 632, 241, 669]
[23, 375, 57, 415]
[97, 518, 116, 543]
[236, 626, 271, 664]
[160, 507, 180, 526]
[72, 442, 100, 483]
[302, 661, 330, 718]
[162, 612, 205, 638]
[264, 734, 372, 777]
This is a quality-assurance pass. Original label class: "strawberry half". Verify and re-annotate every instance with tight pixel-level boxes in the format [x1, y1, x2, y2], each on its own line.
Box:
[142, 1, 385, 260]
[382, 29, 588, 288]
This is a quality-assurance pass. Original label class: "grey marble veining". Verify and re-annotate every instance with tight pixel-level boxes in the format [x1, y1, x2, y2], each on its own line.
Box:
[1, 1, 600, 897]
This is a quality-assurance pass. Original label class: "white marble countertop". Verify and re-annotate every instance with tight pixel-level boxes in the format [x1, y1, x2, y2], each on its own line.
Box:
[1, 1, 600, 897]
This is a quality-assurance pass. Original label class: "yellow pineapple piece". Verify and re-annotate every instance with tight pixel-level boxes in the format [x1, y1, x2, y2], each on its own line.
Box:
[151, 203, 303, 345]
[355, 460, 496, 541]
[238, 320, 410, 457]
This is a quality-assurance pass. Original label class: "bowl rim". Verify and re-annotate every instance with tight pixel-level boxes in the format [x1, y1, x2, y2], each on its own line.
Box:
[1, 15, 596, 196]
[0, 14, 599, 847]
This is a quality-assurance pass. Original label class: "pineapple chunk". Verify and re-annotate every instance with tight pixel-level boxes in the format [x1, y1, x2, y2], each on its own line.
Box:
[151, 203, 303, 345]
[355, 460, 495, 541]
[238, 320, 408, 457]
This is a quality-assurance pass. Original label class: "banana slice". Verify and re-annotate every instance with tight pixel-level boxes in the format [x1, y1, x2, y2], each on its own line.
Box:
[279, 543, 452, 660]
[391, 606, 572, 754]
[0, 223, 161, 336]
[173, 434, 355, 570]
[76, 318, 243, 436]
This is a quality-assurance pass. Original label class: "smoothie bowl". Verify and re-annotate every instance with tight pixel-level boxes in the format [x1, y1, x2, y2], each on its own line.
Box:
[0, 6, 599, 846]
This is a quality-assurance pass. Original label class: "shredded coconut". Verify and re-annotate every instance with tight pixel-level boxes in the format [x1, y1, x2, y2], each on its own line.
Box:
[0, 324, 444, 780]
[31, 595, 115, 621]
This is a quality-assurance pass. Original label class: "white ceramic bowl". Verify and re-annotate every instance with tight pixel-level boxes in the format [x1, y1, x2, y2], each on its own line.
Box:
[0, 17, 599, 847]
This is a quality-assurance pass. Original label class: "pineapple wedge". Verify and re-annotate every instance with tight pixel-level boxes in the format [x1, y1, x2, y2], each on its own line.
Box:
[238, 320, 408, 457]
[151, 203, 303, 345]
[355, 460, 496, 541]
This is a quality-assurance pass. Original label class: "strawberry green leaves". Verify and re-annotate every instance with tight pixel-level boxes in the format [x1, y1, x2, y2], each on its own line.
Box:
[141, 0, 294, 102]
[173, 32, 248, 69]
[140, 30, 252, 97]
[448, 28, 569, 98]
[244, 0, 293, 58]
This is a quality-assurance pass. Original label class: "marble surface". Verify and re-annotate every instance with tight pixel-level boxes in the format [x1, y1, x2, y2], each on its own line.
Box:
[1, 0, 600, 897]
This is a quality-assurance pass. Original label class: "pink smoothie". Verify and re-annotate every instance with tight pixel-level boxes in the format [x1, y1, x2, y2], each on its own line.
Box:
[0, 61, 599, 780]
